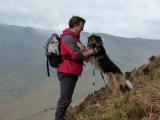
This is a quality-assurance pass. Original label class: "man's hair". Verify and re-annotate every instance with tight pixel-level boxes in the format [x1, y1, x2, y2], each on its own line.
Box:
[69, 16, 85, 28]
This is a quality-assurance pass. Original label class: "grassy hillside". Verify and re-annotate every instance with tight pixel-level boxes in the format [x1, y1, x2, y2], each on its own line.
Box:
[66, 55, 160, 120]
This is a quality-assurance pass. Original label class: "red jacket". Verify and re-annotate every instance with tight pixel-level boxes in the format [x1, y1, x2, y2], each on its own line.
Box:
[57, 29, 84, 75]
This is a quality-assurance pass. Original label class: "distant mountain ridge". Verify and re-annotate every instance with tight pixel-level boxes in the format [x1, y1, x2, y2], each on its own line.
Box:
[81, 32, 160, 71]
[1, 24, 160, 94]
[0, 24, 160, 94]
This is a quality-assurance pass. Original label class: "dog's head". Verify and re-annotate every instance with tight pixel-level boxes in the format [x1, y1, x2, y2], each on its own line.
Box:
[87, 35, 103, 48]
[87, 35, 104, 54]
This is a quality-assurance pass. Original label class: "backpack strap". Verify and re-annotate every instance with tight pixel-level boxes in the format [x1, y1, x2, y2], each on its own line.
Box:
[46, 55, 50, 77]
[64, 55, 83, 64]
[59, 34, 62, 56]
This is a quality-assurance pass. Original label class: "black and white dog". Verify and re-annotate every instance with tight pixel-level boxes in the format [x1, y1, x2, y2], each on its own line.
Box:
[79, 35, 133, 96]
[87, 35, 122, 74]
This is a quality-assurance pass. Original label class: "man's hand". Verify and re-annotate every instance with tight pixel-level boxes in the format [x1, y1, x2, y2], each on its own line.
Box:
[77, 42, 87, 52]
[82, 49, 95, 62]
[83, 49, 94, 57]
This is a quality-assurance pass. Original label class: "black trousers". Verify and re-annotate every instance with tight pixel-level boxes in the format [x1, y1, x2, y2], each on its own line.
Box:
[55, 72, 78, 120]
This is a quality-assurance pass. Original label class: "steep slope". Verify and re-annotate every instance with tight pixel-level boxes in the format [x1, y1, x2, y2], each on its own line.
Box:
[66, 55, 160, 120]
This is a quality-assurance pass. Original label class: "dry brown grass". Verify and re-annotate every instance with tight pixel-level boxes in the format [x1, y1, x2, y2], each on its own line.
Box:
[66, 56, 160, 120]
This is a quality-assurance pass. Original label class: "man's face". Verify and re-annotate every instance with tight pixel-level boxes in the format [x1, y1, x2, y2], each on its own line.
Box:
[75, 22, 84, 34]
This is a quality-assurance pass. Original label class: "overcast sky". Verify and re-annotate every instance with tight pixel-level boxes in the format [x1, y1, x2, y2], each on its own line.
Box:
[0, 0, 160, 39]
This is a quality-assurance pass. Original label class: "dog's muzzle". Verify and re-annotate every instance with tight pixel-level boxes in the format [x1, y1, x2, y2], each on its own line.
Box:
[87, 43, 96, 49]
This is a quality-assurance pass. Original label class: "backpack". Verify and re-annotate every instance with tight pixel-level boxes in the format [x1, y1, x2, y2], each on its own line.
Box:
[44, 33, 62, 77]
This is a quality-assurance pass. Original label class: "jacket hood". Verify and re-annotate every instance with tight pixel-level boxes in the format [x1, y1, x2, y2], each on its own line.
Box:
[62, 28, 80, 39]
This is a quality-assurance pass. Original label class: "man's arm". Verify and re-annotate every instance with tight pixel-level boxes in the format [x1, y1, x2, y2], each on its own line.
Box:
[63, 35, 94, 63]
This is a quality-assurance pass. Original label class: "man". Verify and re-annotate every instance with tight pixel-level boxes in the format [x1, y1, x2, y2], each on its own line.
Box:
[55, 16, 93, 120]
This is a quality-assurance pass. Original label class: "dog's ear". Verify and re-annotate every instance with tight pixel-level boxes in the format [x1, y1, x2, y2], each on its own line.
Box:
[96, 36, 103, 45]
